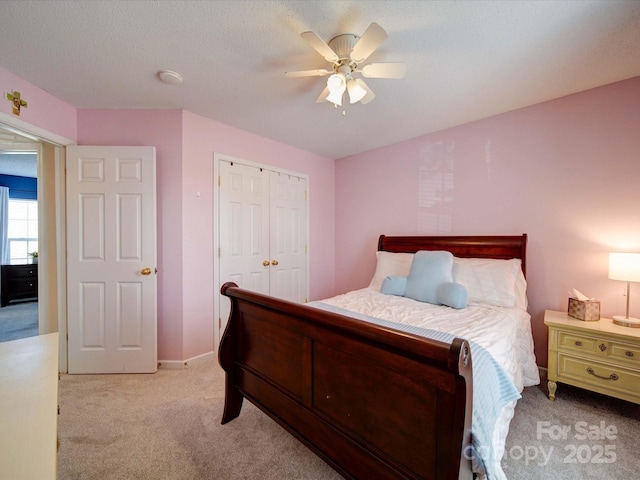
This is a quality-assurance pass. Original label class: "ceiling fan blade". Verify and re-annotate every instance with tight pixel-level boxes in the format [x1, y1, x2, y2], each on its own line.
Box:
[285, 69, 330, 78]
[350, 22, 387, 63]
[301, 31, 339, 62]
[315, 86, 330, 103]
[356, 79, 376, 104]
[361, 62, 406, 79]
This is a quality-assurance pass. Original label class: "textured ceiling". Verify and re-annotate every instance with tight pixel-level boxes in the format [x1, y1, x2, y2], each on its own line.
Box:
[0, 0, 639, 159]
[0, 127, 38, 177]
[0, 153, 37, 178]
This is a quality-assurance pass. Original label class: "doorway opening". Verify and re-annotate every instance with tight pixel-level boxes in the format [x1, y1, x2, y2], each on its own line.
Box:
[0, 128, 39, 343]
[0, 115, 72, 371]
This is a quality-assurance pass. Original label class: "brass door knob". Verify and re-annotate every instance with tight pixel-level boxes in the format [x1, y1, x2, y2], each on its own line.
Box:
[263, 260, 270, 267]
[141, 267, 152, 276]
[271, 260, 279, 266]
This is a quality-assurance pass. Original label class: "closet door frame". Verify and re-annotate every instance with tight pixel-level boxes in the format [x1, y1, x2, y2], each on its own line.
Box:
[213, 153, 310, 348]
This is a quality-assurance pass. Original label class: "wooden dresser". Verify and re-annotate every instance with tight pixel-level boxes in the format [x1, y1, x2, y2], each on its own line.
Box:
[1, 263, 38, 307]
[545, 309, 640, 404]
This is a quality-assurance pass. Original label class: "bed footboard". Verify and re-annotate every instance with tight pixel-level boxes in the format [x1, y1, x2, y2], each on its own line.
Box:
[218, 282, 473, 480]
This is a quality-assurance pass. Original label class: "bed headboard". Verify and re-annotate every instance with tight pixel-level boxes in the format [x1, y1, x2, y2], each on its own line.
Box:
[378, 234, 528, 277]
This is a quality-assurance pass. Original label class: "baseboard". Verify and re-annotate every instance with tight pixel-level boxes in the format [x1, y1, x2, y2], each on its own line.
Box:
[185, 351, 215, 367]
[538, 365, 548, 380]
[157, 351, 215, 370]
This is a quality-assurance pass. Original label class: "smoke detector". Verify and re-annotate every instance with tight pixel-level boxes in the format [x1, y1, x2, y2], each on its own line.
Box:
[157, 70, 183, 86]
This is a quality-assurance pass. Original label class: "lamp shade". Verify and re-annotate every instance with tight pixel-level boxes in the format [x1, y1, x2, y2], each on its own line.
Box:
[608, 253, 640, 282]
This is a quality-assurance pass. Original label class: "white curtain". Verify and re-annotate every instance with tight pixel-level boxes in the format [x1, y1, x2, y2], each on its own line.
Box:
[0, 186, 10, 265]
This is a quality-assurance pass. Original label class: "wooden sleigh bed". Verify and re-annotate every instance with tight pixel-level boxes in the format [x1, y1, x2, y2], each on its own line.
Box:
[218, 234, 528, 480]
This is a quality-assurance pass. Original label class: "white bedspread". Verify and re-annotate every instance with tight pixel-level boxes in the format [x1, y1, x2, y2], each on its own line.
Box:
[314, 287, 540, 480]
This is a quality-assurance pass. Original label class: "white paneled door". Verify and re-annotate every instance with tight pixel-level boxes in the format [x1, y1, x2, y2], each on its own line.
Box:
[218, 161, 271, 297]
[66, 146, 157, 374]
[217, 159, 308, 343]
[269, 170, 308, 301]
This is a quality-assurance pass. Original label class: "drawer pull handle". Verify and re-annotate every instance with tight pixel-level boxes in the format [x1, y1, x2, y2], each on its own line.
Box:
[574, 341, 583, 347]
[598, 343, 608, 352]
[626, 351, 634, 358]
[586, 367, 618, 381]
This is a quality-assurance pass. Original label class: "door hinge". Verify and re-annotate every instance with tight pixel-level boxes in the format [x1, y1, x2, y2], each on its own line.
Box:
[218, 247, 221, 257]
[218, 317, 221, 329]
[218, 175, 221, 187]
[304, 190, 308, 200]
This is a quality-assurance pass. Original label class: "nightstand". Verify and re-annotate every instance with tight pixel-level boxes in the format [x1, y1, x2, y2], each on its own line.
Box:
[545, 309, 640, 404]
[1, 264, 38, 307]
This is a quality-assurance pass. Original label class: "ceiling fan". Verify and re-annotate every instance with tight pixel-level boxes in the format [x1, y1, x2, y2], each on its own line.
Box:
[285, 23, 406, 107]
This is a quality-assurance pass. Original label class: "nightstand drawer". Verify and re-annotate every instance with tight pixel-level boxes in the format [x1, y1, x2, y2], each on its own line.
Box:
[558, 331, 598, 353]
[558, 354, 640, 397]
[8, 266, 38, 279]
[609, 342, 640, 365]
[7, 277, 38, 292]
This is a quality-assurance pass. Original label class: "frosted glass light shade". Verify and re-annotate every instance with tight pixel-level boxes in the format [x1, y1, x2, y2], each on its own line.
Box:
[326, 73, 346, 106]
[346, 79, 366, 103]
[608, 253, 640, 282]
[325, 88, 343, 106]
[327, 74, 343, 91]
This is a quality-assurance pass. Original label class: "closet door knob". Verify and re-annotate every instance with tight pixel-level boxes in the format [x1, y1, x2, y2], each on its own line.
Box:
[263, 261, 270, 267]
[141, 268, 152, 276]
[271, 260, 279, 266]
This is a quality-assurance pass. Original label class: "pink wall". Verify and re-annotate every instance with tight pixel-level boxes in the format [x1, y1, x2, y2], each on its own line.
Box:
[7, 61, 638, 369]
[181, 111, 335, 359]
[335, 76, 640, 368]
[0, 66, 77, 141]
[77, 109, 335, 361]
[77, 110, 185, 361]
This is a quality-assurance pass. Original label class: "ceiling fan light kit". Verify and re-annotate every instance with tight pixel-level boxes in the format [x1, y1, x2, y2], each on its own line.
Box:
[285, 23, 405, 110]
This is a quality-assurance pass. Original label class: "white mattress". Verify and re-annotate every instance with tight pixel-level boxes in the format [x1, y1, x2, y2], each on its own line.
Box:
[317, 287, 540, 480]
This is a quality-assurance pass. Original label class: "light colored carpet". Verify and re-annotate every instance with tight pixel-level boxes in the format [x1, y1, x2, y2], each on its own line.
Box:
[57, 361, 640, 479]
[57, 360, 344, 480]
[0, 301, 38, 343]
[502, 377, 639, 479]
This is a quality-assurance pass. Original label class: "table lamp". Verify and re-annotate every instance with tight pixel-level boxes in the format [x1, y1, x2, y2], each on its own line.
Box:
[608, 252, 640, 328]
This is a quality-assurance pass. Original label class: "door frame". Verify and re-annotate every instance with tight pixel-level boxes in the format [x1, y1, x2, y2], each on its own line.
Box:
[212, 152, 310, 348]
[0, 112, 74, 372]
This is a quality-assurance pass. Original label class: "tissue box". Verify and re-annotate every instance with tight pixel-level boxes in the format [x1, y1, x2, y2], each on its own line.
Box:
[568, 298, 600, 321]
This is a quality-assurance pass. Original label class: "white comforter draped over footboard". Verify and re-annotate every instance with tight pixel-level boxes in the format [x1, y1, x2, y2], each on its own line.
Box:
[310, 287, 540, 480]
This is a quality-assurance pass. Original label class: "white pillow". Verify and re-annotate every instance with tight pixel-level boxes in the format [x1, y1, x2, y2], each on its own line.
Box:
[368, 251, 414, 291]
[452, 257, 524, 308]
[514, 268, 528, 310]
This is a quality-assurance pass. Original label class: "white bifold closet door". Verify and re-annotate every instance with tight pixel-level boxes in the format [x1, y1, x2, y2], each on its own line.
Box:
[218, 160, 308, 341]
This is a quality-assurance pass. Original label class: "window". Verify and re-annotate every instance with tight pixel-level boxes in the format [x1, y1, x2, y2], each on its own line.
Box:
[8, 198, 38, 264]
